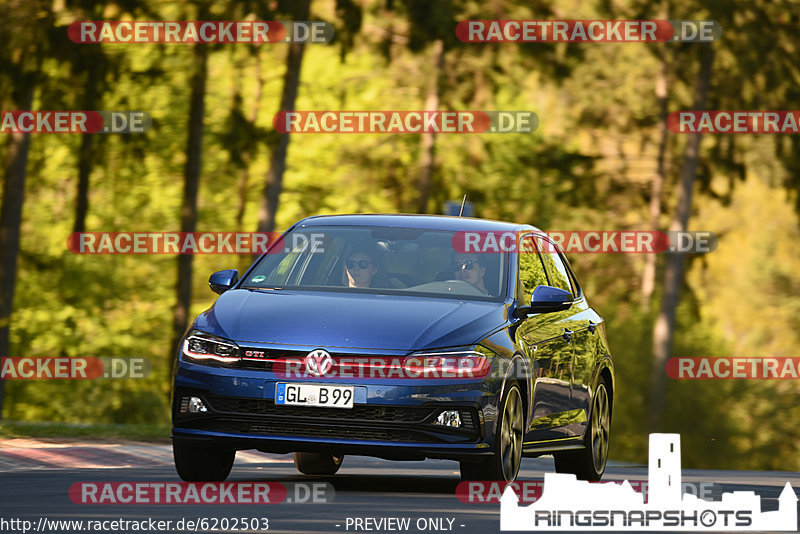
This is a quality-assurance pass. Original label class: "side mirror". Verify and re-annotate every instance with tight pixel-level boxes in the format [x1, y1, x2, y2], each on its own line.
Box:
[515, 285, 573, 318]
[209, 269, 239, 295]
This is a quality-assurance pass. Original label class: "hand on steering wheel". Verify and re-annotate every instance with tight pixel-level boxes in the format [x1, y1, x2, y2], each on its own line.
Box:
[445, 279, 486, 295]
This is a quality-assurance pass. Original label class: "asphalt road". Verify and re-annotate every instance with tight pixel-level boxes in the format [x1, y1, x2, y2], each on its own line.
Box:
[0, 441, 798, 534]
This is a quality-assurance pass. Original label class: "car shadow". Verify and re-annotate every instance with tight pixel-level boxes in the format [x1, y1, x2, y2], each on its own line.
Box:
[235, 472, 461, 494]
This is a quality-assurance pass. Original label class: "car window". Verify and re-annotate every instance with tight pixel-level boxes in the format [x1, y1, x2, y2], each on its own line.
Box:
[242, 225, 508, 301]
[562, 254, 582, 298]
[535, 237, 575, 296]
[517, 235, 549, 302]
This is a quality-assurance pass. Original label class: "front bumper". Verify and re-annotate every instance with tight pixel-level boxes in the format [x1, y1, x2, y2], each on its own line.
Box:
[172, 361, 498, 461]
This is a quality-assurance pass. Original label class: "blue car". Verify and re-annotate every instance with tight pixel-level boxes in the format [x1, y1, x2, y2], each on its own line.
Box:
[171, 214, 614, 482]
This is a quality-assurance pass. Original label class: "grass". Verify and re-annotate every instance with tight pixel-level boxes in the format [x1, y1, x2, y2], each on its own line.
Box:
[0, 420, 171, 442]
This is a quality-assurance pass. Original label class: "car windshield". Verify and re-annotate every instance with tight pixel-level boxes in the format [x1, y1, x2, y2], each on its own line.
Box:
[241, 225, 508, 301]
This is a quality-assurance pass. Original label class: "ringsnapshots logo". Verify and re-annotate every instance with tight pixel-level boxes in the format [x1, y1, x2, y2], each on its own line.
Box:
[500, 434, 797, 531]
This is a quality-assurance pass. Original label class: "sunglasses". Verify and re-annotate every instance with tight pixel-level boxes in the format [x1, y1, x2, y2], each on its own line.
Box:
[346, 259, 373, 270]
[453, 260, 477, 271]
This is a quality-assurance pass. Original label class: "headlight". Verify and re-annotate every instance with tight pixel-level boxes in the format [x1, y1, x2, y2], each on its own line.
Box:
[182, 330, 240, 364]
[403, 346, 493, 378]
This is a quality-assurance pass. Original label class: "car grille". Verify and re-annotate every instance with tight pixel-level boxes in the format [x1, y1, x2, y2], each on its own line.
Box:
[202, 395, 476, 431]
[176, 393, 479, 443]
[220, 348, 403, 372]
[205, 396, 443, 423]
[193, 420, 427, 442]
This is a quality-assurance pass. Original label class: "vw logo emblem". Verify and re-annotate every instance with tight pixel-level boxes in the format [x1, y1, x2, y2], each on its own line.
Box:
[305, 349, 334, 377]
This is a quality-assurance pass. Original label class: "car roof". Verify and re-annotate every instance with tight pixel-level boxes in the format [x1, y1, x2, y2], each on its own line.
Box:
[293, 213, 541, 234]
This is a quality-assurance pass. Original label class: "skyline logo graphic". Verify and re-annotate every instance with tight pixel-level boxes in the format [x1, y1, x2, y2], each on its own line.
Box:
[500, 433, 797, 531]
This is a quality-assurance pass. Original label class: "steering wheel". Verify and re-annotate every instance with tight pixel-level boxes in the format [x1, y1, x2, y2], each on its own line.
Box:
[444, 279, 486, 295]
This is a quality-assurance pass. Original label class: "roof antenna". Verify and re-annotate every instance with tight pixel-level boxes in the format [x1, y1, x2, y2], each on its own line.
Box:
[458, 195, 467, 217]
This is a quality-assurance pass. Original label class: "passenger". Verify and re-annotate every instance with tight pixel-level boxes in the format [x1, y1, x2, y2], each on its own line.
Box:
[453, 253, 489, 294]
[342, 245, 406, 289]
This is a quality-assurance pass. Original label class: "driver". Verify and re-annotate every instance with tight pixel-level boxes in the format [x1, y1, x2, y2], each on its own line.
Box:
[343, 248, 379, 288]
[453, 252, 489, 294]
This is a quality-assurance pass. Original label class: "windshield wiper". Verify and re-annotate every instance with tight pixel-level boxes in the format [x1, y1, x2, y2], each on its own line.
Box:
[240, 286, 281, 291]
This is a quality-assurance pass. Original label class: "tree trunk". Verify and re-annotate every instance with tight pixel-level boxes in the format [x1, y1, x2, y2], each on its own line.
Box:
[73, 135, 94, 233]
[0, 83, 35, 420]
[416, 39, 444, 214]
[169, 42, 209, 378]
[649, 46, 714, 432]
[641, 44, 669, 306]
[236, 58, 264, 272]
[72, 58, 103, 234]
[257, 0, 311, 235]
[236, 58, 263, 232]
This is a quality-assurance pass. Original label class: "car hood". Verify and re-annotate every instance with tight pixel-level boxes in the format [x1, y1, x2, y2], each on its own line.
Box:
[194, 288, 509, 351]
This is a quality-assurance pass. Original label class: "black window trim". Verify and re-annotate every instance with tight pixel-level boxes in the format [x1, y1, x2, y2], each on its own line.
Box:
[533, 235, 580, 299]
[516, 232, 550, 303]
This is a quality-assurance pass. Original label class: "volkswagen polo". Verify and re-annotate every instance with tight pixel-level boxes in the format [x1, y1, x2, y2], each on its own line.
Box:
[171, 214, 614, 482]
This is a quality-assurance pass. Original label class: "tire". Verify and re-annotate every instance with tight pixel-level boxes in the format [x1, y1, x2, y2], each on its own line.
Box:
[554, 377, 611, 481]
[460, 382, 523, 481]
[173, 442, 235, 482]
[293, 452, 344, 475]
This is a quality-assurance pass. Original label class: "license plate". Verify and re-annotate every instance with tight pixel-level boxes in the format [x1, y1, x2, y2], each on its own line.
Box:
[275, 383, 354, 409]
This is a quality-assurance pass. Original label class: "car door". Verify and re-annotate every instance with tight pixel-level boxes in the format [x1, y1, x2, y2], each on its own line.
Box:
[555, 250, 603, 438]
[537, 239, 595, 439]
[515, 234, 575, 441]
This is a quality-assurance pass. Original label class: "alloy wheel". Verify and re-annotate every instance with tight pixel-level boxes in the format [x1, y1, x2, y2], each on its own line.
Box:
[591, 383, 610, 474]
[500, 385, 524, 480]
